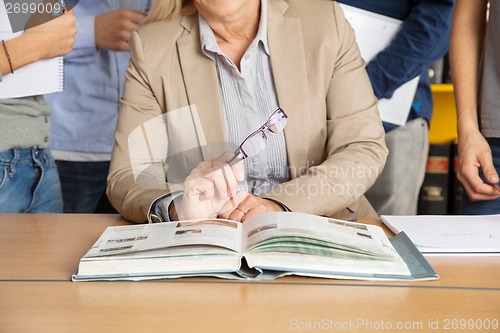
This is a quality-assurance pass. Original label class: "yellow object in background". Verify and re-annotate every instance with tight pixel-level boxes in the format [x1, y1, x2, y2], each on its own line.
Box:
[429, 84, 457, 144]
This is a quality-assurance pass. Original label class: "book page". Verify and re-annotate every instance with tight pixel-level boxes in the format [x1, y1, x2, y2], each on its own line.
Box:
[241, 213, 411, 279]
[84, 219, 243, 258]
[0, 1, 63, 98]
[242, 212, 399, 260]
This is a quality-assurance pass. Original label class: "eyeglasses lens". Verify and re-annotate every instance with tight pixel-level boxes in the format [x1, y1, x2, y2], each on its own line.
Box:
[231, 108, 288, 163]
[240, 131, 267, 157]
[266, 110, 287, 133]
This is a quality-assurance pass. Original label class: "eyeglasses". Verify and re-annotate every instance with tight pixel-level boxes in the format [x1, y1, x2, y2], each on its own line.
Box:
[228, 108, 288, 165]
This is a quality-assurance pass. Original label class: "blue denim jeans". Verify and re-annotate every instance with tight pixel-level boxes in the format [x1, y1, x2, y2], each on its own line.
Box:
[460, 138, 500, 215]
[0, 147, 63, 213]
[55, 160, 116, 213]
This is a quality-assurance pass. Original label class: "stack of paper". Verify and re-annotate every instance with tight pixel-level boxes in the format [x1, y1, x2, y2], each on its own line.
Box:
[381, 214, 500, 254]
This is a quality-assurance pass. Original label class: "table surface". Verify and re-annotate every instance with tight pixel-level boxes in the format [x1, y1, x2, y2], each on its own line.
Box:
[1, 214, 499, 333]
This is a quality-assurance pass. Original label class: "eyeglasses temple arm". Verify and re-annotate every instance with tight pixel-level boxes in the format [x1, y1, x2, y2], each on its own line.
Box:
[228, 151, 245, 166]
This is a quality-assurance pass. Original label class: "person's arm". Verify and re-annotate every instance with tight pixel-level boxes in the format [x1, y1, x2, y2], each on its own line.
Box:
[263, 3, 388, 217]
[95, 9, 147, 51]
[64, 8, 146, 62]
[107, 30, 183, 223]
[0, 10, 76, 76]
[449, 0, 500, 201]
[366, 0, 454, 100]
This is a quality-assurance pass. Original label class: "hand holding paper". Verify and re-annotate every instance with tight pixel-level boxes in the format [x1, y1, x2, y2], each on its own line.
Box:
[21, 9, 76, 59]
[0, 2, 76, 98]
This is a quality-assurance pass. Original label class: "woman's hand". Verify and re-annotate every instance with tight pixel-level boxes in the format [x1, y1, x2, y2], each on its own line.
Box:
[2, 10, 76, 76]
[458, 130, 500, 201]
[218, 194, 285, 222]
[171, 152, 246, 220]
[21, 9, 77, 60]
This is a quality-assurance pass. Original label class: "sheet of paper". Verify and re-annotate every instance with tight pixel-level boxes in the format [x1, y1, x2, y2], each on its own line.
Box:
[381, 214, 500, 254]
[339, 4, 419, 126]
[0, 1, 63, 98]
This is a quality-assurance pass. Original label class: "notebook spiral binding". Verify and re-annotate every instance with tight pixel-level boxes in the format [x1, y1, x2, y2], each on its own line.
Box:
[58, 56, 65, 91]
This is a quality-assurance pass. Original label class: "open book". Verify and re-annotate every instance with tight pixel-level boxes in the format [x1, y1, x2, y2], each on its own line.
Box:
[72, 212, 438, 282]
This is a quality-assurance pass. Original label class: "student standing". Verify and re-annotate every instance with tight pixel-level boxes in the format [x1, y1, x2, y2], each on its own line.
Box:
[336, 0, 455, 215]
[450, 0, 500, 214]
[0, 8, 76, 213]
[44, 0, 148, 213]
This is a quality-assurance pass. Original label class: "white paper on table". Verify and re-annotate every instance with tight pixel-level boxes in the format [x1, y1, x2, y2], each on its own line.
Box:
[381, 214, 500, 254]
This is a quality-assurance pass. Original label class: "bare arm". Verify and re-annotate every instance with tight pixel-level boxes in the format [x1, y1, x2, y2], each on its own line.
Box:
[450, 0, 500, 200]
[0, 10, 76, 76]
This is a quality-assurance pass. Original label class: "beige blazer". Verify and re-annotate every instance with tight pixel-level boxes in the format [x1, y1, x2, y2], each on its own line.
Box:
[107, 0, 388, 223]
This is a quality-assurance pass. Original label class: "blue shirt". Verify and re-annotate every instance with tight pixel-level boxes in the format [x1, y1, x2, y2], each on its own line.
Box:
[44, 0, 148, 160]
[336, 0, 454, 132]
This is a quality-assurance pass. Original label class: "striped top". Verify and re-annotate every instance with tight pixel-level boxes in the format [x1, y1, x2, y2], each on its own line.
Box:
[198, 1, 290, 196]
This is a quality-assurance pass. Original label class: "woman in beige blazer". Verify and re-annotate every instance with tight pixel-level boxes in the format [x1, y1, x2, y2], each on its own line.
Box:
[107, 0, 388, 223]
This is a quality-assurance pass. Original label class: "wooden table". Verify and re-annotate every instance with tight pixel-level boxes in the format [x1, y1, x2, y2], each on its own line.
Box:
[1, 214, 499, 333]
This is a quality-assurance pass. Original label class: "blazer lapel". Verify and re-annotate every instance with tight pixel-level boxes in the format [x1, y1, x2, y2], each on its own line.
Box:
[268, 0, 310, 177]
[176, 16, 227, 160]
[175, 7, 311, 169]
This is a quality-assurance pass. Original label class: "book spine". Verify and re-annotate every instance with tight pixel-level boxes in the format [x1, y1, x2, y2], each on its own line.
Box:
[418, 143, 451, 215]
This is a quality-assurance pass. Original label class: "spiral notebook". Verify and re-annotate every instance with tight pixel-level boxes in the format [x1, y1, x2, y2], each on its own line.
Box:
[0, 2, 64, 99]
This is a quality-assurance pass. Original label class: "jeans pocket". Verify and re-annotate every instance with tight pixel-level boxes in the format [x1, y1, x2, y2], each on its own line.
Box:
[42, 149, 58, 169]
[0, 164, 9, 191]
[31, 165, 42, 195]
